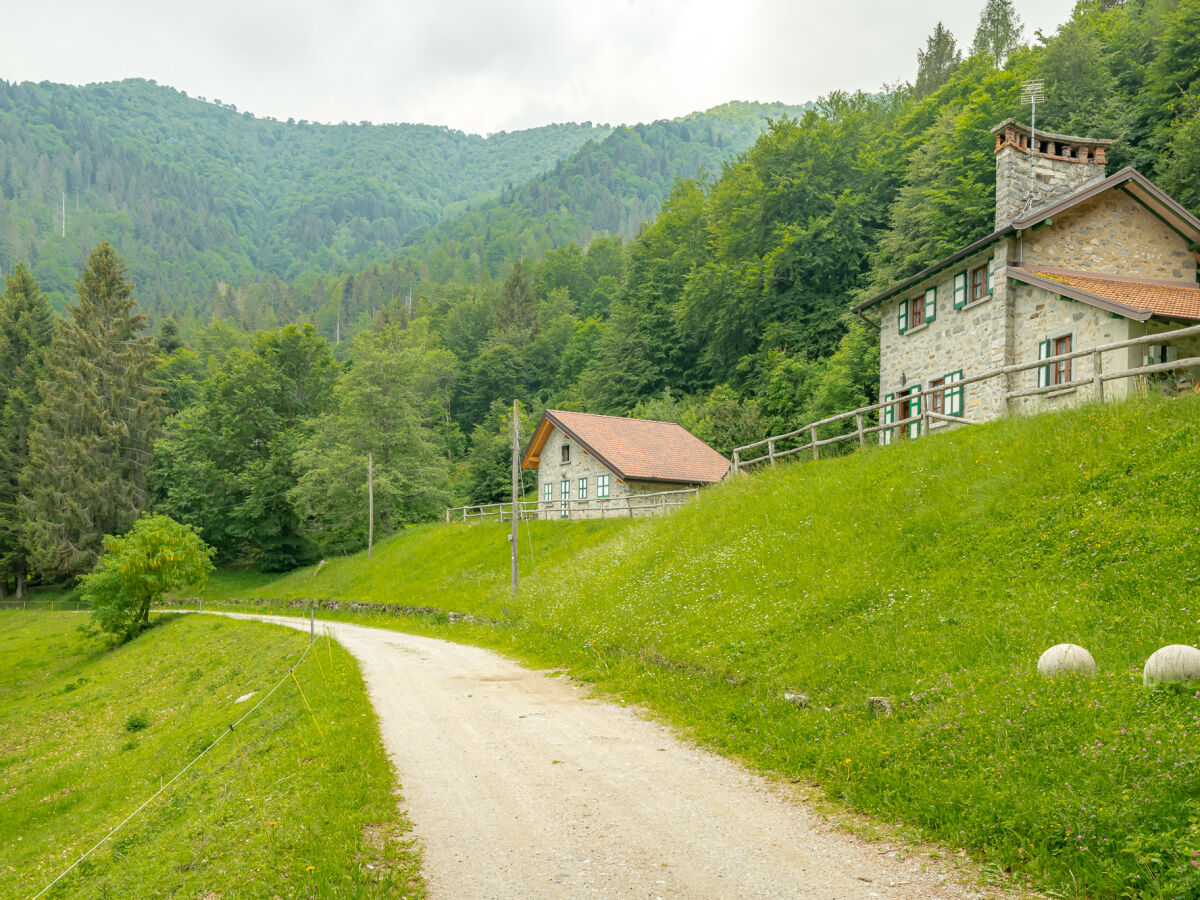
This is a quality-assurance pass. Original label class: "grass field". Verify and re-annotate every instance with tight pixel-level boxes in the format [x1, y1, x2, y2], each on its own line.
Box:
[192, 394, 1200, 899]
[195, 515, 632, 621]
[0, 612, 423, 899]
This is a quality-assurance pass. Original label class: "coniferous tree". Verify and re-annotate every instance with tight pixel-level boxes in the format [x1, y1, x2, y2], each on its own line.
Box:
[21, 243, 163, 577]
[496, 260, 539, 339]
[915, 23, 963, 98]
[0, 263, 54, 596]
[971, 0, 1024, 66]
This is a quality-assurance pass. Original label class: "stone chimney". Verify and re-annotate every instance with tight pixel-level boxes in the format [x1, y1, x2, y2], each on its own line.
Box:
[991, 119, 1112, 229]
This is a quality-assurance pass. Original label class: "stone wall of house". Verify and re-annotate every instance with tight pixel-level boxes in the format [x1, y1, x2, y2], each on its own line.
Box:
[877, 242, 1012, 427]
[1007, 284, 1137, 415]
[532, 427, 698, 519]
[1020, 191, 1198, 282]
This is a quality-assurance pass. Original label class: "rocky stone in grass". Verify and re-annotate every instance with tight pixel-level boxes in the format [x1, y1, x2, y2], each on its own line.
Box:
[866, 696, 893, 717]
[783, 691, 809, 708]
[1037, 643, 1096, 677]
[1142, 644, 1200, 686]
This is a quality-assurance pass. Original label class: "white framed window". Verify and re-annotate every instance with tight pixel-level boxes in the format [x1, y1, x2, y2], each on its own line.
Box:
[578, 477, 587, 499]
[560, 478, 570, 518]
[596, 474, 610, 498]
[543, 482, 553, 504]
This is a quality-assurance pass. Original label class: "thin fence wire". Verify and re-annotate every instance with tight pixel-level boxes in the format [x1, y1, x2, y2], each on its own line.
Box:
[30, 638, 315, 900]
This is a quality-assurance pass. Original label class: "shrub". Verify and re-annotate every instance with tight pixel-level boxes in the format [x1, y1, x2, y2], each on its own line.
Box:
[80, 514, 215, 643]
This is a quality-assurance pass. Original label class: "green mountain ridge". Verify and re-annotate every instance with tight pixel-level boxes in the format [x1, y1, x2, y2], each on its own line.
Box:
[0, 78, 804, 323]
[0, 77, 610, 313]
[395, 100, 812, 283]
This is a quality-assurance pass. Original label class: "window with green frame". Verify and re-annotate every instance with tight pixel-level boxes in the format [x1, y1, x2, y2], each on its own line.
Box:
[596, 474, 610, 498]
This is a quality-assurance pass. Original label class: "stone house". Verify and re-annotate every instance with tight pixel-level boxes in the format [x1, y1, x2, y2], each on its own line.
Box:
[850, 119, 1200, 438]
[520, 410, 730, 519]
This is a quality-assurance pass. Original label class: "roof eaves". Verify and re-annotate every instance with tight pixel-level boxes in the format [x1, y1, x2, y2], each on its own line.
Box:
[1012, 168, 1200, 244]
[851, 227, 1013, 313]
[1007, 268, 1153, 322]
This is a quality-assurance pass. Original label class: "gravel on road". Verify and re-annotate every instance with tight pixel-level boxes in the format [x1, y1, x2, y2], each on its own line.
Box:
[215, 613, 1028, 900]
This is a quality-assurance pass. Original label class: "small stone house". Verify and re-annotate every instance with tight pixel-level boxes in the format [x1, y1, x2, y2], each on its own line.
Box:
[520, 410, 730, 519]
[851, 119, 1200, 438]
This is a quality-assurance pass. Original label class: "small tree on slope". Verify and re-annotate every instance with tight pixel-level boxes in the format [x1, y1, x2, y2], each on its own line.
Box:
[80, 514, 215, 643]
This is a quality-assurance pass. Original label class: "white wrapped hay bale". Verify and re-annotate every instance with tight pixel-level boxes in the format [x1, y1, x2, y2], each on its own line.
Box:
[1037, 643, 1096, 677]
[1142, 644, 1200, 686]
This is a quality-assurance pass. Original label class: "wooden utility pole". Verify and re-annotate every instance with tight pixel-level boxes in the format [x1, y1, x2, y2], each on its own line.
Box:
[511, 399, 520, 596]
[367, 453, 374, 559]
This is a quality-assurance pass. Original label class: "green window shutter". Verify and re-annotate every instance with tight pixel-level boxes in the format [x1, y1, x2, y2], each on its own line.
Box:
[947, 370, 964, 416]
[986, 259, 996, 295]
[897, 299, 908, 334]
[924, 287, 937, 323]
[1037, 339, 1051, 388]
[882, 393, 894, 445]
[909, 390, 921, 439]
[953, 272, 967, 309]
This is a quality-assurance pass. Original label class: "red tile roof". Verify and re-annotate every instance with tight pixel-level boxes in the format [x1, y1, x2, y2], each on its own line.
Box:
[522, 410, 730, 484]
[1022, 267, 1200, 321]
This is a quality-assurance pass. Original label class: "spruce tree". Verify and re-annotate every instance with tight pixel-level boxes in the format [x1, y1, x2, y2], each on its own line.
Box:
[21, 243, 163, 577]
[0, 263, 54, 596]
[915, 23, 963, 98]
[496, 260, 539, 339]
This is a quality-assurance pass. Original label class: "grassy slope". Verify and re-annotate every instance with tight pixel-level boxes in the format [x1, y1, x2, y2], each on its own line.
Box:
[199, 517, 632, 621]
[202, 396, 1200, 898]
[0, 613, 422, 899]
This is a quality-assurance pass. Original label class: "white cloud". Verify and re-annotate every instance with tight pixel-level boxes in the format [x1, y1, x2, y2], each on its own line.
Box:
[4, 0, 1077, 134]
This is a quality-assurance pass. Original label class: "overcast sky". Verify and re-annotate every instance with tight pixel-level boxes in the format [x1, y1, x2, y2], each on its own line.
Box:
[7, 0, 1077, 135]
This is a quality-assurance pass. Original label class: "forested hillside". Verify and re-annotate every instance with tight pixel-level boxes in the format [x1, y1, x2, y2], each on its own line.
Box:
[393, 101, 808, 283]
[2, 0, 1199, 589]
[0, 80, 800, 325]
[0, 78, 609, 314]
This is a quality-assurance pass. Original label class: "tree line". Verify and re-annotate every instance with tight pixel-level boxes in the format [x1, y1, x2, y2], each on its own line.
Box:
[2, 0, 1197, 594]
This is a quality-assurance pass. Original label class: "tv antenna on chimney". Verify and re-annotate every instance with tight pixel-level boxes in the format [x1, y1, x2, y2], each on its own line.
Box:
[1020, 79, 1045, 212]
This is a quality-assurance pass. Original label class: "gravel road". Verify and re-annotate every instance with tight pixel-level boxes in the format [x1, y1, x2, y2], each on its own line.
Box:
[218, 613, 1022, 899]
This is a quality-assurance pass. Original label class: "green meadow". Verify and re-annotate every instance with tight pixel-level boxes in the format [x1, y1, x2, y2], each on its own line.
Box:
[196, 394, 1200, 899]
[0, 613, 422, 899]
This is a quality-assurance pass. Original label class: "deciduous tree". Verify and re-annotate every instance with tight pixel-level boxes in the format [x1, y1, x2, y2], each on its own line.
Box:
[80, 514, 215, 643]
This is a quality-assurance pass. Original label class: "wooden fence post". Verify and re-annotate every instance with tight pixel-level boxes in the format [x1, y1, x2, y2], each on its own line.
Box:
[1093, 349, 1104, 401]
[731, 449, 739, 476]
[768, 439, 776, 467]
[810, 425, 819, 460]
[855, 412, 865, 449]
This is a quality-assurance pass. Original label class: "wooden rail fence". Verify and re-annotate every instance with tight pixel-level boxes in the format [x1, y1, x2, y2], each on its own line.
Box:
[446, 487, 701, 523]
[732, 322, 1200, 473]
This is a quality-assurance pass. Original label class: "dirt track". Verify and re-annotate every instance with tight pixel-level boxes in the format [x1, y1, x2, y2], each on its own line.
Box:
[218, 613, 1021, 899]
